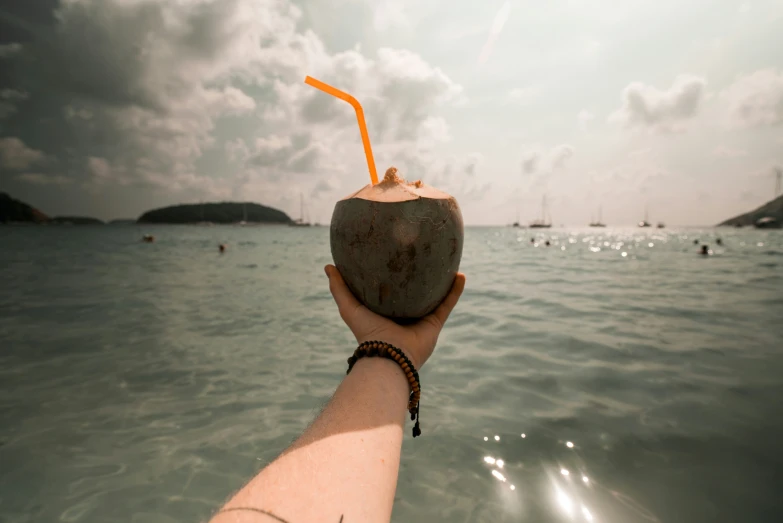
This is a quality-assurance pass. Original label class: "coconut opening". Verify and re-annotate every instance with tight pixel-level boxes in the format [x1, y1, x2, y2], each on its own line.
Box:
[342, 166, 452, 202]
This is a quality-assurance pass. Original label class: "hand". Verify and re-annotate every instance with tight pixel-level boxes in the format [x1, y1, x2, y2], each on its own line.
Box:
[325, 265, 466, 369]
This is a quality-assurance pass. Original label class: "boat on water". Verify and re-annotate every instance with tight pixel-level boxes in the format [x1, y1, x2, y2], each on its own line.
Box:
[638, 206, 652, 227]
[239, 203, 247, 226]
[511, 208, 521, 228]
[529, 196, 552, 228]
[290, 193, 311, 227]
[589, 205, 606, 227]
[755, 216, 781, 229]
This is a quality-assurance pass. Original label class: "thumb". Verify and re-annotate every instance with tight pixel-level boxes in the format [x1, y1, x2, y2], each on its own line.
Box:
[325, 265, 363, 325]
[428, 272, 466, 328]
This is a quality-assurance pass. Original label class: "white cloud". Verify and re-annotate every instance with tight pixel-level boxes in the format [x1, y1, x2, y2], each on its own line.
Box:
[0, 0, 468, 217]
[720, 68, 783, 128]
[578, 109, 595, 130]
[0, 137, 45, 170]
[610, 75, 707, 132]
[711, 145, 748, 158]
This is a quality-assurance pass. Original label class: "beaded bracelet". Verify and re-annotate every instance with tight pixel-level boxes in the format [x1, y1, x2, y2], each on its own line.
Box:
[346, 340, 422, 438]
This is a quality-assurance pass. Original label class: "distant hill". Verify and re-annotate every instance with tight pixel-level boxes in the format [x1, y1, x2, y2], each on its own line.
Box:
[50, 216, 105, 225]
[109, 219, 137, 225]
[138, 202, 292, 224]
[0, 192, 49, 223]
[718, 194, 783, 227]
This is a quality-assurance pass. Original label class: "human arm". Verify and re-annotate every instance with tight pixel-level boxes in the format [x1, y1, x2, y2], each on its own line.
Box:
[209, 265, 466, 523]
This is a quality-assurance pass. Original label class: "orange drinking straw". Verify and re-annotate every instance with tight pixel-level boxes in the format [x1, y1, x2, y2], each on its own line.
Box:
[304, 76, 379, 186]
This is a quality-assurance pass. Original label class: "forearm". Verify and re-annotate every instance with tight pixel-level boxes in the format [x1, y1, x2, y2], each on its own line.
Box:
[211, 357, 410, 523]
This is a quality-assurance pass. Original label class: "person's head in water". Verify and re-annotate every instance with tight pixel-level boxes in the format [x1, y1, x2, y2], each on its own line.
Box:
[530, 238, 535, 243]
[694, 239, 699, 245]
[219, 243, 226, 253]
[716, 238, 723, 246]
[700, 245, 709, 255]
[545, 240, 550, 247]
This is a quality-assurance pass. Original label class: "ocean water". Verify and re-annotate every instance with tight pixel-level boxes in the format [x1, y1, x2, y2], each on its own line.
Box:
[1, 225, 782, 523]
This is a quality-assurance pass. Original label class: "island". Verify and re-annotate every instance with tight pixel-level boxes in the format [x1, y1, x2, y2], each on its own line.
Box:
[0, 192, 49, 223]
[109, 219, 137, 225]
[50, 216, 105, 225]
[718, 194, 783, 229]
[137, 202, 292, 224]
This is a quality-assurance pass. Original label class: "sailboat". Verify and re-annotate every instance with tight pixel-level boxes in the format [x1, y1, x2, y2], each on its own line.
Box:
[638, 205, 652, 228]
[512, 207, 520, 228]
[529, 195, 551, 228]
[290, 193, 311, 227]
[239, 202, 248, 226]
[589, 205, 606, 227]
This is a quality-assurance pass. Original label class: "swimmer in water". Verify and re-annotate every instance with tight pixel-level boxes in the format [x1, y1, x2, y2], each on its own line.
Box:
[693, 239, 699, 245]
[219, 243, 226, 253]
[142, 235, 155, 243]
[700, 245, 710, 256]
[530, 238, 535, 243]
[545, 240, 551, 247]
[716, 238, 723, 246]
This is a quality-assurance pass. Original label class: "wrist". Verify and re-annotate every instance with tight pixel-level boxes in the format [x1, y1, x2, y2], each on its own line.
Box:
[350, 357, 411, 397]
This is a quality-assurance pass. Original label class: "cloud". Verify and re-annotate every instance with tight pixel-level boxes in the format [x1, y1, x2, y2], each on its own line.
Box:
[578, 109, 595, 130]
[609, 75, 707, 132]
[0, 137, 45, 170]
[521, 144, 575, 174]
[719, 68, 783, 128]
[16, 173, 72, 185]
[0, 0, 464, 211]
[711, 145, 748, 158]
[246, 133, 329, 174]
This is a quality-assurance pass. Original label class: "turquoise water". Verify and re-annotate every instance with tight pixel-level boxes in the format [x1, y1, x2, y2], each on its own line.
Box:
[1, 225, 782, 523]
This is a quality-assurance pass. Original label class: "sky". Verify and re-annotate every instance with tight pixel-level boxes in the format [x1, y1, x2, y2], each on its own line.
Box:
[0, 0, 781, 225]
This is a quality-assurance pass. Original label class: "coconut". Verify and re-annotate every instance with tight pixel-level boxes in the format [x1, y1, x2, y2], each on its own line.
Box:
[330, 167, 464, 320]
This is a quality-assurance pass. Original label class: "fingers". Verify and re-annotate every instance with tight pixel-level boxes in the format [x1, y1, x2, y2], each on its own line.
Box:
[325, 265, 363, 325]
[429, 272, 466, 328]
